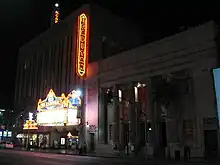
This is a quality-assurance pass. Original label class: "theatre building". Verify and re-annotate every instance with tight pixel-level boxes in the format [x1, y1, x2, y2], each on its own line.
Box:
[14, 3, 220, 158]
[96, 21, 220, 159]
[14, 4, 143, 151]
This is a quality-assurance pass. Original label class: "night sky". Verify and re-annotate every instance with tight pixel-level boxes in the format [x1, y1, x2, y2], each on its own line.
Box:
[0, 0, 218, 109]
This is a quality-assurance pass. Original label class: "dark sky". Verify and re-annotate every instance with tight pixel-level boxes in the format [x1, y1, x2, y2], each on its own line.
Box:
[0, 0, 218, 109]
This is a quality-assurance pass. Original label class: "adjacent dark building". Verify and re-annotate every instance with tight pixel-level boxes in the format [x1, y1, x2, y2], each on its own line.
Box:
[97, 21, 220, 159]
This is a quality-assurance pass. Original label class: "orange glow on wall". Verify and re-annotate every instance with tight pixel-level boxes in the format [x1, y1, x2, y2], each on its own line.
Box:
[54, 10, 59, 24]
[76, 13, 89, 78]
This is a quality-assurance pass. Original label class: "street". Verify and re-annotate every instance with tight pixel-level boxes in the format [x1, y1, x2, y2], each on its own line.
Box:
[0, 149, 218, 165]
[0, 149, 146, 165]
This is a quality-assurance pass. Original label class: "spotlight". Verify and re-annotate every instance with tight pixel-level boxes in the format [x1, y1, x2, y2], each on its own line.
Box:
[55, 3, 59, 8]
[75, 90, 82, 97]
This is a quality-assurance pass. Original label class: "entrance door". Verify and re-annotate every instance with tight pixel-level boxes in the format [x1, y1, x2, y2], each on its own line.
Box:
[90, 133, 95, 152]
[139, 122, 145, 146]
[156, 122, 167, 158]
[123, 124, 129, 148]
[204, 130, 218, 160]
[159, 122, 167, 147]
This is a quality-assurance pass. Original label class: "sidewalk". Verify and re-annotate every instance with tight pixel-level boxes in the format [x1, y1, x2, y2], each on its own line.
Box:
[13, 147, 219, 163]
[14, 147, 121, 159]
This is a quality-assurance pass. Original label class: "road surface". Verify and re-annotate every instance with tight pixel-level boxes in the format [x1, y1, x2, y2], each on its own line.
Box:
[0, 149, 217, 165]
[0, 149, 147, 165]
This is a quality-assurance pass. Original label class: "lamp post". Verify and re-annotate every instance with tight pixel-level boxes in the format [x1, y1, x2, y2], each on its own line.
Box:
[25, 112, 34, 149]
[76, 81, 86, 154]
[26, 129, 30, 149]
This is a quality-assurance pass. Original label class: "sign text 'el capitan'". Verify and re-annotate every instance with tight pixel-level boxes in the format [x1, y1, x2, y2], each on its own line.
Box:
[76, 13, 89, 78]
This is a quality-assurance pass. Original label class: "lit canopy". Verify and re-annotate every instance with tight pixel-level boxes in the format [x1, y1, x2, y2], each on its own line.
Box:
[37, 89, 82, 126]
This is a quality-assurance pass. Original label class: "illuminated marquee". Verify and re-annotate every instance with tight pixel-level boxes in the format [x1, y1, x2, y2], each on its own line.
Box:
[54, 10, 59, 24]
[67, 90, 82, 108]
[23, 120, 38, 130]
[76, 13, 89, 78]
[37, 89, 82, 126]
[37, 89, 62, 112]
[37, 89, 82, 112]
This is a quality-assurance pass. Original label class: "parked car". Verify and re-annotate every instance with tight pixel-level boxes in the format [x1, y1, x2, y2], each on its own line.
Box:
[0, 142, 4, 149]
[5, 142, 14, 149]
[0, 142, 14, 149]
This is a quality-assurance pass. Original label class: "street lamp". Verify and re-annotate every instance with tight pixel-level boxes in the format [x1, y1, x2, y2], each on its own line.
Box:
[55, 3, 59, 8]
[86, 122, 89, 128]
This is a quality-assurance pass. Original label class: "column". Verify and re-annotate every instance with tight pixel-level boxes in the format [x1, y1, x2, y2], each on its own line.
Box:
[119, 93, 124, 149]
[146, 78, 156, 153]
[119, 118, 124, 149]
[128, 83, 136, 146]
[112, 85, 120, 148]
[98, 87, 105, 143]
[79, 80, 86, 147]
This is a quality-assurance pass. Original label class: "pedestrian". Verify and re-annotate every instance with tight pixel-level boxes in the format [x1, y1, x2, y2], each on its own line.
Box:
[184, 145, 191, 161]
[78, 143, 82, 155]
[83, 142, 87, 153]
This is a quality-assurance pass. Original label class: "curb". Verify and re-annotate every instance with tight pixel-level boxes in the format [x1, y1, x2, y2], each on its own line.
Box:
[14, 148, 123, 159]
[13, 148, 219, 163]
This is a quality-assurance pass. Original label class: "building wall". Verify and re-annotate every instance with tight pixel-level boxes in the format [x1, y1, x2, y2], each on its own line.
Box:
[99, 21, 218, 87]
[85, 62, 99, 127]
[15, 23, 76, 110]
[97, 21, 219, 158]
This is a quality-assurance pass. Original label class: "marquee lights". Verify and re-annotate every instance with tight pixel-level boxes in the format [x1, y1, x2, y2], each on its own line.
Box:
[23, 120, 38, 130]
[37, 89, 82, 126]
[37, 89, 82, 112]
[37, 89, 61, 111]
[76, 13, 89, 78]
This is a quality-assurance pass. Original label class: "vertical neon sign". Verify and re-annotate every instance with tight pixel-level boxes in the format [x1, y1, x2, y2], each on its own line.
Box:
[54, 10, 59, 24]
[76, 13, 89, 78]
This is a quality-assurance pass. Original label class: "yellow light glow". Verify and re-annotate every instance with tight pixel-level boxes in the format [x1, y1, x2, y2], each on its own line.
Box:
[37, 109, 67, 124]
[23, 120, 38, 130]
[36, 89, 82, 126]
[37, 109, 79, 126]
[54, 10, 59, 24]
[76, 13, 89, 78]
[37, 89, 62, 112]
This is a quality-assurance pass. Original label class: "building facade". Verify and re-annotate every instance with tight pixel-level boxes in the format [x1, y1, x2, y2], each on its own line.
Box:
[15, 4, 220, 158]
[97, 21, 220, 159]
[14, 4, 143, 151]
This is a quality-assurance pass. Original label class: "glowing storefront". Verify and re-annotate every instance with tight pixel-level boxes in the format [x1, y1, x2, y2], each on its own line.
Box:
[35, 89, 81, 148]
[18, 120, 39, 147]
[19, 89, 82, 148]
